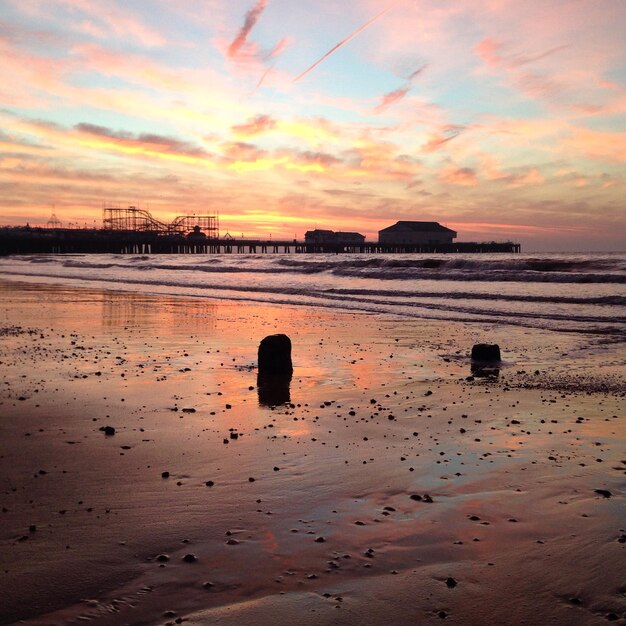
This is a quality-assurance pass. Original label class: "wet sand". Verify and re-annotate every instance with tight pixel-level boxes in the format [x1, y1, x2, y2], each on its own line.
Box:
[0, 279, 624, 625]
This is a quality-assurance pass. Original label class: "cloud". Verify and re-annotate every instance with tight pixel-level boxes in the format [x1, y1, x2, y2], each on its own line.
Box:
[228, 0, 267, 60]
[232, 114, 277, 137]
[473, 37, 615, 113]
[475, 38, 568, 71]
[374, 64, 427, 113]
[374, 87, 410, 113]
[564, 127, 626, 163]
[286, 149, 342, 170]
[265, 36, 289, 60]
[63, 0, 165, 47]
[75, 123, 209, 158]
[422, 125, 464, 153]
[507, 167, 545, 187]
[439, 165, 478, 186]
[221, 141, 268, 162]
[69, 43, 188, 91]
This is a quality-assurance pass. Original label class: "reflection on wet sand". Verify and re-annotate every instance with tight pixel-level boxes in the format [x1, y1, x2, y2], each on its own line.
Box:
[257, 373, 292, 407]
[470, 362, 500, 378]
[101, 291, 217, 332]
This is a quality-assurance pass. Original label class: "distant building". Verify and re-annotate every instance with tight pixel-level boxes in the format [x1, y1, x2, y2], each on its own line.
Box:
[378, 221, 456, 245]
[305, 229, 365, 244]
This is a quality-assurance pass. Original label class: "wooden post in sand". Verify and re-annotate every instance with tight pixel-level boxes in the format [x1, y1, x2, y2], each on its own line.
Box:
[471, 343, 501, 362]
[258, 334, 293, 376]
[257, 334, 293, 406]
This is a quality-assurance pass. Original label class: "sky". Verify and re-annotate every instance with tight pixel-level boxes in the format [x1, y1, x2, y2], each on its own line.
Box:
[0, 0, 625, 251]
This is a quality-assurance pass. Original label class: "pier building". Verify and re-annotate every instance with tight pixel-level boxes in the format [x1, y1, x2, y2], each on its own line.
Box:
[378, 221, 457, 245]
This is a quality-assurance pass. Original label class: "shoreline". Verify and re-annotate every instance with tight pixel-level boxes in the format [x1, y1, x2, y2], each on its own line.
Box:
[1, 279, 624, 625]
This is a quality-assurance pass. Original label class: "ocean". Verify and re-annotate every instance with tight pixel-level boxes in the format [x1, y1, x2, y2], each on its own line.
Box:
[0, 252, 624, 338]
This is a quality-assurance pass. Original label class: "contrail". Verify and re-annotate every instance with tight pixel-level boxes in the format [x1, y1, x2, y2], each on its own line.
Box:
[251, 64, 274, 95]
[293, 5, 395, 83]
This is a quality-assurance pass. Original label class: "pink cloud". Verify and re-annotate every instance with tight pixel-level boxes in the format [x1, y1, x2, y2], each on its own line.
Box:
[265, 36, 290, 60]
[56, 0, 165, 47]
[228, 0, 267, 60]
[69, 43, 187, 91]
[374, 87, 410, 113]
[422, 125, 463, 153]
[474, 35, 623, 114]
[439, 165, 479, 186]
[373, 64, 427, 114]
[475, 37, 568, 71]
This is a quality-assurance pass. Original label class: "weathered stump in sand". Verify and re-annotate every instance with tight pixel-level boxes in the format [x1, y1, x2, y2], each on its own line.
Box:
[471, 343, 501, 362]
[258, 334, 293, 375]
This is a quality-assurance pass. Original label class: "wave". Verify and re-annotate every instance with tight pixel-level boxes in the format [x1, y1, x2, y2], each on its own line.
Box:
[32, 256, 626, 284]
[1, 268, 624, 330]
[325, 288, 626, 306]
[276, 255, 626, 273]
[330, 267, 626, 284]
[6, 264, 625, 306]
[1, 253, 624, 339]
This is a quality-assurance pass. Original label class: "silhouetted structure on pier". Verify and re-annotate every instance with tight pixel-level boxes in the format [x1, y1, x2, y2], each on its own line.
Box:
[305, 229, 365, 244]
[103, 206, 219, 238]
[379, 221, 457, 245]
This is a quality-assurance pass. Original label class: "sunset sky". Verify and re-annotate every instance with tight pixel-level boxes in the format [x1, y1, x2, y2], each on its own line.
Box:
[1, 0, 625, 250]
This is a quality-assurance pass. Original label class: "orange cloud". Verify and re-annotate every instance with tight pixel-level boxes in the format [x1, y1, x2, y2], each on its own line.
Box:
[232, 114, 277, 137]
[75, 123, 210, 159]
[439, 165, 478, 186]
[564, 127, 626, 163]
[450, 222, 590, 235]
[221, 141, 268, 162]
[422, 125, 463, 152]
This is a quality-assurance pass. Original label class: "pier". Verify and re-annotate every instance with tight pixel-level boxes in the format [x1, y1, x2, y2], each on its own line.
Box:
[0, 227, 521, 255]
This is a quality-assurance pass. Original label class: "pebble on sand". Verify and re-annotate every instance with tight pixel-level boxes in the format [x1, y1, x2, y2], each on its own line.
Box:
[594, 489, 612, 498]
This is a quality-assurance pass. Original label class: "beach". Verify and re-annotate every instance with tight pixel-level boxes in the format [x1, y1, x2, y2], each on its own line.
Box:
[0, 273, 624, 625]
